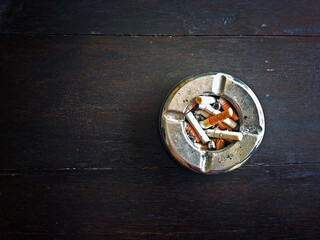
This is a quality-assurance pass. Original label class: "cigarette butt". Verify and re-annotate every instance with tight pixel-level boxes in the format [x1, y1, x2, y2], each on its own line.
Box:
[187, 100, 197, 112]
[220, 117, 237, 129]
[198, 103, 219, 115]
[195, 143, 209, 150]
[217, 97, 239, 121]
[208, 140, 216, 150]
[185, 112, 210, 144]
[198, 104, 237, 129]
[195, 96, 216, 105]
[216, 126, 233, 143]
[185, 122, 201, 143]
[216, 127, 233, 142]
[200, 108, 233, 128]
[216, 138, 225, 150]
[217, 122, 233, 131]
[194, 109, 210, 118]
[205, 129, 243, 141]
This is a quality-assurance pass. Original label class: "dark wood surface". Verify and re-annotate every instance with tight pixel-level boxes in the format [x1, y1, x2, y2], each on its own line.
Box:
[0, 1, 320, 239]
[1, 0, 320, 35]
[1, 166, 320, 239]
[1, 36, 319, 170]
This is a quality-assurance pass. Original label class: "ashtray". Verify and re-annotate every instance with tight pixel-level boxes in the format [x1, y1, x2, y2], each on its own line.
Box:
[159, 73, 265, 174]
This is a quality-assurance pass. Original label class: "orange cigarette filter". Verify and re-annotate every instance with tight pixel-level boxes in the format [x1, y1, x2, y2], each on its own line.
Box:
[186, 123, 201, 143]
[201, 144, 209, 150]
[218, 98, 239, 121]
[216, 138, 225, 150]
[217, 121, 233, 131]
[201, 108, 233, 128]
[187, 101, 197, 112]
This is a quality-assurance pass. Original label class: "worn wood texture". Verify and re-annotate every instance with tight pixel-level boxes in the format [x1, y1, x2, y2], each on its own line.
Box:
[1, 165, 320, 239]
[1, 0, 320, 35]
[1, 0, 320, 238]
[0, 36, 319, 170]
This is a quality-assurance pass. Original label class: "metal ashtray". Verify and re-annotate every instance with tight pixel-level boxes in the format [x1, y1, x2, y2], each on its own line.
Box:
[159, 73, 265, 174]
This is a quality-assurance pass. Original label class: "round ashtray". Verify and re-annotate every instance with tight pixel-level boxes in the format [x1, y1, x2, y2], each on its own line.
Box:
[159, 73, 265, 174]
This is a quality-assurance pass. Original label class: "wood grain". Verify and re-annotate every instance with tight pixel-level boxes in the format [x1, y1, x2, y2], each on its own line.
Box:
[1, 165, 320, 239]
[1, 2, 320, 237]
[0, 36, 319, 170]
[1, 0, 320, 35]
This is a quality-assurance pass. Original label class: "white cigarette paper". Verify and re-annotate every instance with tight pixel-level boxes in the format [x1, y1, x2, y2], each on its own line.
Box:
[195, 96, 216, 105]
[198, 104, 219, 115]
[198, 104, 237, 129]
[185, 112, 210, 144]
[205, 129, 243, 141]
[194, 109, 210, 118]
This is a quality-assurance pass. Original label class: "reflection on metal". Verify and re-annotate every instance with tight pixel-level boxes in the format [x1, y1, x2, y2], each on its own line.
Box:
[159, 73, 265, 174]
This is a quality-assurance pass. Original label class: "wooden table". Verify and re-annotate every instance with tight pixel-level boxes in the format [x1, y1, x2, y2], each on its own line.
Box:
[1, 1, 319, 239]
